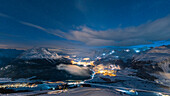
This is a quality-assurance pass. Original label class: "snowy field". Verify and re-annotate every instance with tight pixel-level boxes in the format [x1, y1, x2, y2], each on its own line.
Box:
[0, 87, 128, 96]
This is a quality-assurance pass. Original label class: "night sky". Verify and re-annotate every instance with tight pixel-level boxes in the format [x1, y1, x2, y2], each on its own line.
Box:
[0, 0, 170, 49]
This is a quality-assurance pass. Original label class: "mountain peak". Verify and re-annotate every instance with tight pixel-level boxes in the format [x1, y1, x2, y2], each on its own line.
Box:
[18, 47, 62, 59]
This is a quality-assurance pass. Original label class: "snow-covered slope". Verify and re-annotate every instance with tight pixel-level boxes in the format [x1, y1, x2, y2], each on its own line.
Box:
[132, 45, 170, 86]
[134, 45, 170, 63]
[133, 45, 170, 73]
[0, 48, 93, 81]
[18, 48, 62, 60]
[51, 87, 128, 96]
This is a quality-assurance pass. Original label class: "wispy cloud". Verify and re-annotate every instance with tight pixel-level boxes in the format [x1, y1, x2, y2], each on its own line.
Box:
[19, 21, 65, 38]
[1, 12, 170, 47]
[19, 21, 47, 32]
[52, 15, 170, 46]
[0, 13, 64, 38]
[0, 13, 11, 18]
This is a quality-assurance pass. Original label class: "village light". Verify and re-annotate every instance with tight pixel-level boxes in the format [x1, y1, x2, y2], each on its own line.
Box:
[135, 50, 140, 53]
[125, 49, 130, 52]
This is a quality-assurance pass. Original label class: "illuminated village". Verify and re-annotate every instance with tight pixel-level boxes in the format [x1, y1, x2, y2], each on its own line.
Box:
[0, 47, 169, 96]
[0, 83, 37, 88]
[71, 57, 121, 77]
[94, 64, 121, 77]
[71, 58, 95, 67]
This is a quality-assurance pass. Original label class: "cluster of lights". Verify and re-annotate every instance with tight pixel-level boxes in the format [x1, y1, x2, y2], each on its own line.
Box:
[102, 50, 115, 56]
[94, 64, 121, 77]
[0, 83, 37, 88]
[100, 50, 119, 59]
[71, 58, 94, 66]
[67, 81, 84, 85]
[95, 70, 117, 77]
[109, 50, 115, 54]
[46, 81, 65, 84]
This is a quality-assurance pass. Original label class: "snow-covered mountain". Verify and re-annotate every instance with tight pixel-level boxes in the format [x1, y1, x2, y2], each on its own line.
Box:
[133, 45, 170, 73]
[134, 45, 170, 63]
[18, 47, 62, 60]
[0, 47, 92, 81]
[93, 48, 144, 69]
[132, 45, 170, 86]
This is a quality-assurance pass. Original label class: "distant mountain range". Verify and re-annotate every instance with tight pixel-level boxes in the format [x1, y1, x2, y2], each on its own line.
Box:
[0, 45, 169, 84]
[132, 45, 170, 73]
[0, 49, 24, 67]
[93, 45, 170, 86]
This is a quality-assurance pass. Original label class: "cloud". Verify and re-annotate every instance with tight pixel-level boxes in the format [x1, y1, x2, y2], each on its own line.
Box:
[1, 12, 170, 47]
[0, 13, 64, 38]
[52, 15, 170, 46]
[19, 21, 64, 38]
[0, 13, 11, 18]
[19, 21, 47, 32]
[57, 64, 90, 76]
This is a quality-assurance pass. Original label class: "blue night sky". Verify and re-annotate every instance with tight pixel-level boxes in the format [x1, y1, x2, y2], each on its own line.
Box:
[0, 0, 170, 49]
